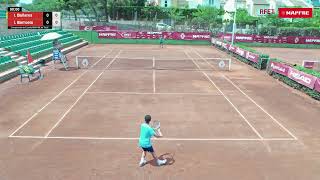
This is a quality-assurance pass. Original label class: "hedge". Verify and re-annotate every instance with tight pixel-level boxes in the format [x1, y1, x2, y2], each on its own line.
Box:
[236, 42, 320, 49]
[258, 27, 320, 37]
[267, 58, 320, 100]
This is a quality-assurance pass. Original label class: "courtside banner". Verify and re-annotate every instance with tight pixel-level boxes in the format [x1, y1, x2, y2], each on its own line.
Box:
[98, 31, 137, 39]
[314, 78, 320, 93]
[98, 31, 210, 40]
[269, 61, 290, 76]
[278, 8, 313, 18]
[228, 45, 237, 53]
[218, 34, 320, 44]
[245, 51, 259, 63]
[287, 68, 317, 89]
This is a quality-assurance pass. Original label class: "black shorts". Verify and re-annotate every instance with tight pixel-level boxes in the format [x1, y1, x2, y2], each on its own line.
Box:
[141, 146, 154, 152]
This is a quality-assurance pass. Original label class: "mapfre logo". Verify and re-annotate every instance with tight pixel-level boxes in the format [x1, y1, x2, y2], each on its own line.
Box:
[278, 8, 313, 18]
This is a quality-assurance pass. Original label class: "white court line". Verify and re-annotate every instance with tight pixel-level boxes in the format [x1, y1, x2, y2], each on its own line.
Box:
[184, 50, 263, 140]
[223, 75, 298, 140]
[105, 50, 123, 70]
[86, 92, 221, 95]
[153, 56, 156, 93]
[8, 49, 114, 137]
[9, 135, 297, 141]
[45, 51, 123, 137]
[193, 49, 298, 140]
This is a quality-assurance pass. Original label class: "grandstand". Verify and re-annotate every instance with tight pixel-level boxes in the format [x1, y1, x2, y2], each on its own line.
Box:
[0, 30, 87, 82]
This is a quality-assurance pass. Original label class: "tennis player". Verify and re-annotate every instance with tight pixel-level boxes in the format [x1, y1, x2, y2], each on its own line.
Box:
[139, 115, 167, 167]
[159, 35, 164, 48]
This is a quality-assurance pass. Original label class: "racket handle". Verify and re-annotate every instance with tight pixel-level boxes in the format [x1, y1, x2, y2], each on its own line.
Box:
[157, 129, 163, 137]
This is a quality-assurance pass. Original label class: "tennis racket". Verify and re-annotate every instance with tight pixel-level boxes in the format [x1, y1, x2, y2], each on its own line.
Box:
[151, 120, 163, 137]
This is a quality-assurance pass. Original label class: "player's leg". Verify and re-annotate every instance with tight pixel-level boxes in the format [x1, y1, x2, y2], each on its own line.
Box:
[139, 150, 147, 167]
[149, 147, 166, 166]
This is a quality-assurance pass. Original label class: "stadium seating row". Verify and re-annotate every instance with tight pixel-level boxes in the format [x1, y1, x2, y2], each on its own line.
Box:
[19, 35, 80, 57]
[0, 56, 17, 73]
[0, 30, 57, 41]
[14, 33, 73, 54]
[0, 30, 67, 48]
[0, 30, 83, 74]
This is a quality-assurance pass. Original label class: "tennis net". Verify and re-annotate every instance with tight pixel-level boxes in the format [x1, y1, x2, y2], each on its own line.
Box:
[75, 56, 231, 71]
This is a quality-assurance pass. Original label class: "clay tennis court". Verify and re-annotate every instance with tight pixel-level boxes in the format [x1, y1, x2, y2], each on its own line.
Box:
[1, 44, 320, 180]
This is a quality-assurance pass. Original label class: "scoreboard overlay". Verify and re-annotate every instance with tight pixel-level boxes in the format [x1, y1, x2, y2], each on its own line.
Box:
[7, 7, 61, 29]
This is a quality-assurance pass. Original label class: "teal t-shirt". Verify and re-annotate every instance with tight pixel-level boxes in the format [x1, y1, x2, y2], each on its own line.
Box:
[139, 123, 155, 148]
[160, 37, 164, 43]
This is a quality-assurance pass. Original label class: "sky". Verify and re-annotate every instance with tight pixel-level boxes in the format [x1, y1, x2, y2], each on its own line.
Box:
[19, 0, 32, 4]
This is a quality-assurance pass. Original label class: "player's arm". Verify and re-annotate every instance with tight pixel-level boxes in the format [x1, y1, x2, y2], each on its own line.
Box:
[152, 128, 162, 138]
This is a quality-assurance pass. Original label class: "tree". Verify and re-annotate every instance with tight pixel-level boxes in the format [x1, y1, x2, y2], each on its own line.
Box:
[0, 0, 19, 6]
[168, 8, 184, 27]
[192, 7, 223, 30]
[22, 0, 63, 11]
[99, 0, 109, 22]
[235, 8, 257, 26]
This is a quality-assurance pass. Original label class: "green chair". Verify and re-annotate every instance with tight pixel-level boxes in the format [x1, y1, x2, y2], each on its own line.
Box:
[19, 64, 42, 82]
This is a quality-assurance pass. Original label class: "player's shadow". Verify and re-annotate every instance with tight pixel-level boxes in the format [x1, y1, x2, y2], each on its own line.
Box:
[147, 153, 175, 167]
[58, 67, 79, 71]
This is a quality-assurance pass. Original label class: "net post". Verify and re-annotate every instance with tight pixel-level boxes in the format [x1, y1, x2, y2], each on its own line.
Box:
[76, 56, 79, 69]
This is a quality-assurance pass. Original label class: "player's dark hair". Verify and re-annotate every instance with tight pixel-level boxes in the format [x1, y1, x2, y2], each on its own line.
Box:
[145, 115, 152, 124]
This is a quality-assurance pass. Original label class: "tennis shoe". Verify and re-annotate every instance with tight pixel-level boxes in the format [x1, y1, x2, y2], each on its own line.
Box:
[139, 158, 147, 167]
[157, 159, 167, 166]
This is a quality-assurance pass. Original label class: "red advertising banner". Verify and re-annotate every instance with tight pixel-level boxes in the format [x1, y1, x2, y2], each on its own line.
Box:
[171, 32, 210, 40]
[245, 51, 259, 63]
[212, 38, 261, 64]
[98, 31, 210, 41]
[217, 33, 320, 45]
[235, 47, 246, 57]
[80, 25, 118, 31]
[98, 31, 137, 39]
[314, 78, 320, 93]
[269, 61, 290, 76]
[278, 8, 313, 18]
[287, 68, 317, 89]
[228, 45, 236, 53]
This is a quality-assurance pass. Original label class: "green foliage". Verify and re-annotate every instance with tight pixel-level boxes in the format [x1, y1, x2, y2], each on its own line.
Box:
[23, 0, 63, 11]
[0, 0, 18, 5]
[235, 9, 257, 26]
[192, 7, 223, 29]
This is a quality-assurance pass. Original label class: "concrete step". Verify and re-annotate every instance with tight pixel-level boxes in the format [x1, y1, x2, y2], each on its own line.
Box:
[5, 52, 16, 56]
[0, 51, 9, 55]
[11, 55, 19, 59]
[15, 56, 26, 63]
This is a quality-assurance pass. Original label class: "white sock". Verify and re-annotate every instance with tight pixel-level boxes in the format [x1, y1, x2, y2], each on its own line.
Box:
[140, 157, 146, 163]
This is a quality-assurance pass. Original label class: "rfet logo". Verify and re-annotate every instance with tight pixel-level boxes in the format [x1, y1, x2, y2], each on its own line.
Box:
[278, 8, 313, 18]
